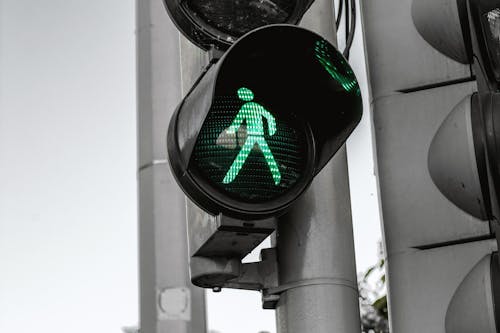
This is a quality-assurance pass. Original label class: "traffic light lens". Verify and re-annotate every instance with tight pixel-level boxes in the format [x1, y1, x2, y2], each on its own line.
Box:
[314, 40, 358, 92]
[168, 25, 362, 218]
[187, 28, 360, 207]
[185, 0, 296, 37]
[190, 87, 309, 203]
[485, 8, 500, 40]
[482, 8, 500, 81]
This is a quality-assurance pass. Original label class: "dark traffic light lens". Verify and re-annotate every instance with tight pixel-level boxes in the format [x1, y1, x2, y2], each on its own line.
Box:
[482, 7, 500, 81]
[185, 0, 296, 36]
[190, 87, 309, 203]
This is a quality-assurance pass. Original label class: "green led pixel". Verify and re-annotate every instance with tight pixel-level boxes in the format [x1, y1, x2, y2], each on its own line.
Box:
[314, 40, 359, 93]
[223, 87, 281, 185]
[191, 85, 307, 203]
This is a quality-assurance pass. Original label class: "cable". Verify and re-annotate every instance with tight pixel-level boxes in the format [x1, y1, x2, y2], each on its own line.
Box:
[334, 0, 356, 59]
[345, 0, 350, 47]
[335, 0, 343, 29]
[343, 0, 356, 59]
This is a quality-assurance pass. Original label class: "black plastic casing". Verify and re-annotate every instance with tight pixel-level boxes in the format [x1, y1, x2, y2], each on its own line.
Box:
[167, 25, 362, 219]
[162, 0, 315, 51]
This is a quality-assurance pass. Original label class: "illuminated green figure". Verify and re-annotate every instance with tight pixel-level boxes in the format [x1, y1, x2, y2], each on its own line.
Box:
[222, 87, 281, 185]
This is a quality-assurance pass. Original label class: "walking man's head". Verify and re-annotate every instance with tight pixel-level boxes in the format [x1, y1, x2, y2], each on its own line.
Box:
[237, 87, 254, 102]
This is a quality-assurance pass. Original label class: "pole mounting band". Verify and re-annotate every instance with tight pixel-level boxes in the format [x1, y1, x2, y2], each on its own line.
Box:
[265, 277, 359, 295]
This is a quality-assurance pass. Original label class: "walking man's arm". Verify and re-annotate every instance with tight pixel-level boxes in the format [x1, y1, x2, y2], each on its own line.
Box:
[261, 109, 277, 136]
[227, 110, 245, 134]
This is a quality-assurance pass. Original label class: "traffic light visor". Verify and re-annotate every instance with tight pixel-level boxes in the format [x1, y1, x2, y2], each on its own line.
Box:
[445, 253, 500, 333]
[411, 0, 472, 64]
[185, 0, 297, 36]
[428, 94, 490, 220]
[163, 0, 314, 50]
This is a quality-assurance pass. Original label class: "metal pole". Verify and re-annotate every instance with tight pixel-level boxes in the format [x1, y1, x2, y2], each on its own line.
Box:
[275, 1, 361, 332]
[136, 0, 207, 332]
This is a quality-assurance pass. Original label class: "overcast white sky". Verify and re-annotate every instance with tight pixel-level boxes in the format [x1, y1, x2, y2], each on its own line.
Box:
[0, 1, 380, 333]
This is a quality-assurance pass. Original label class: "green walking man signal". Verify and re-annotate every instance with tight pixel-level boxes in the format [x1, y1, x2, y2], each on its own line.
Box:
[167, 25, 362, 219]
[222, 87, 282, 185]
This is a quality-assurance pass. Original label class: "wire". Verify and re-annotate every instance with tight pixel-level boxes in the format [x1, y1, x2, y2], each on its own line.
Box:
[345, 0, 350, 47]
[335, 0, 343, 29]
[343, 0, 356, 59]
[334, 0, 356, 59]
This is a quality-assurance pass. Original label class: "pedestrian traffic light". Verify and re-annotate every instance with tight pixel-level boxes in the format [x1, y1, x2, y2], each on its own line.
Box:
[162, 0, 315, 50]
[167, 24, 362, 220]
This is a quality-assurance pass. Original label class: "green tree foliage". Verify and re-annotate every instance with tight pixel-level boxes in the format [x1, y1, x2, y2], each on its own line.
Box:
[359, 241, 389, 333]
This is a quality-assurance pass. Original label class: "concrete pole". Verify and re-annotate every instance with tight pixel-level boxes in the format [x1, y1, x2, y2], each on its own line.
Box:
[136, 0, 207, 332]
[275, 1, 362, 332]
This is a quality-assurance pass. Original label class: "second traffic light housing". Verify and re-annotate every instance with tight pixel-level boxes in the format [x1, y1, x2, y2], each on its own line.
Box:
[163, 0, 315, 50]
[168, 24, 362, 220]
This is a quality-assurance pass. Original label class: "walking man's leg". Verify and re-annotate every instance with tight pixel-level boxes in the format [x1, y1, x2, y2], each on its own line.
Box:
[223, 138, 255, 184]
[257, 137, 281, 185]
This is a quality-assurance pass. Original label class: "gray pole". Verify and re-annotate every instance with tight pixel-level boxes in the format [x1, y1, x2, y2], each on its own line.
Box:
[275, 1, 361, 332]
[136, 0, 207, 332]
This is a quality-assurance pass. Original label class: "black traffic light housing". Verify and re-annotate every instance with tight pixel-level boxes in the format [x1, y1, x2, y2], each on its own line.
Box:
[163, 0, 315, 50]
[167, 24, 362, 220]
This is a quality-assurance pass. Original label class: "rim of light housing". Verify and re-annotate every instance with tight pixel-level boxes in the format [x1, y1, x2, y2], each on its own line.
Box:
[162, 0, 315, 51]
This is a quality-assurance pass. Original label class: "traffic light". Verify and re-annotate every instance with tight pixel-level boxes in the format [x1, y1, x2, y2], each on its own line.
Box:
[165, 23, 361, 292]
[360, 0, 500, 330]
[412, 0, 500, 331]
[416, 0, 500, 221]
[162, 0, 315, 50]
[167, 24, 362, 220]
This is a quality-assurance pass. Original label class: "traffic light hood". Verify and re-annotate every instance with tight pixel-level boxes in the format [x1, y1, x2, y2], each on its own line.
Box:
[168, 24, 362, 219]
[412, 0, 472, 64]
[445, 253, 500, 333]
[412, 0, 500, 90]
[428, 94, 490, 220]
[428, 92, 500, 222]
[163, 0, 315, 50]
